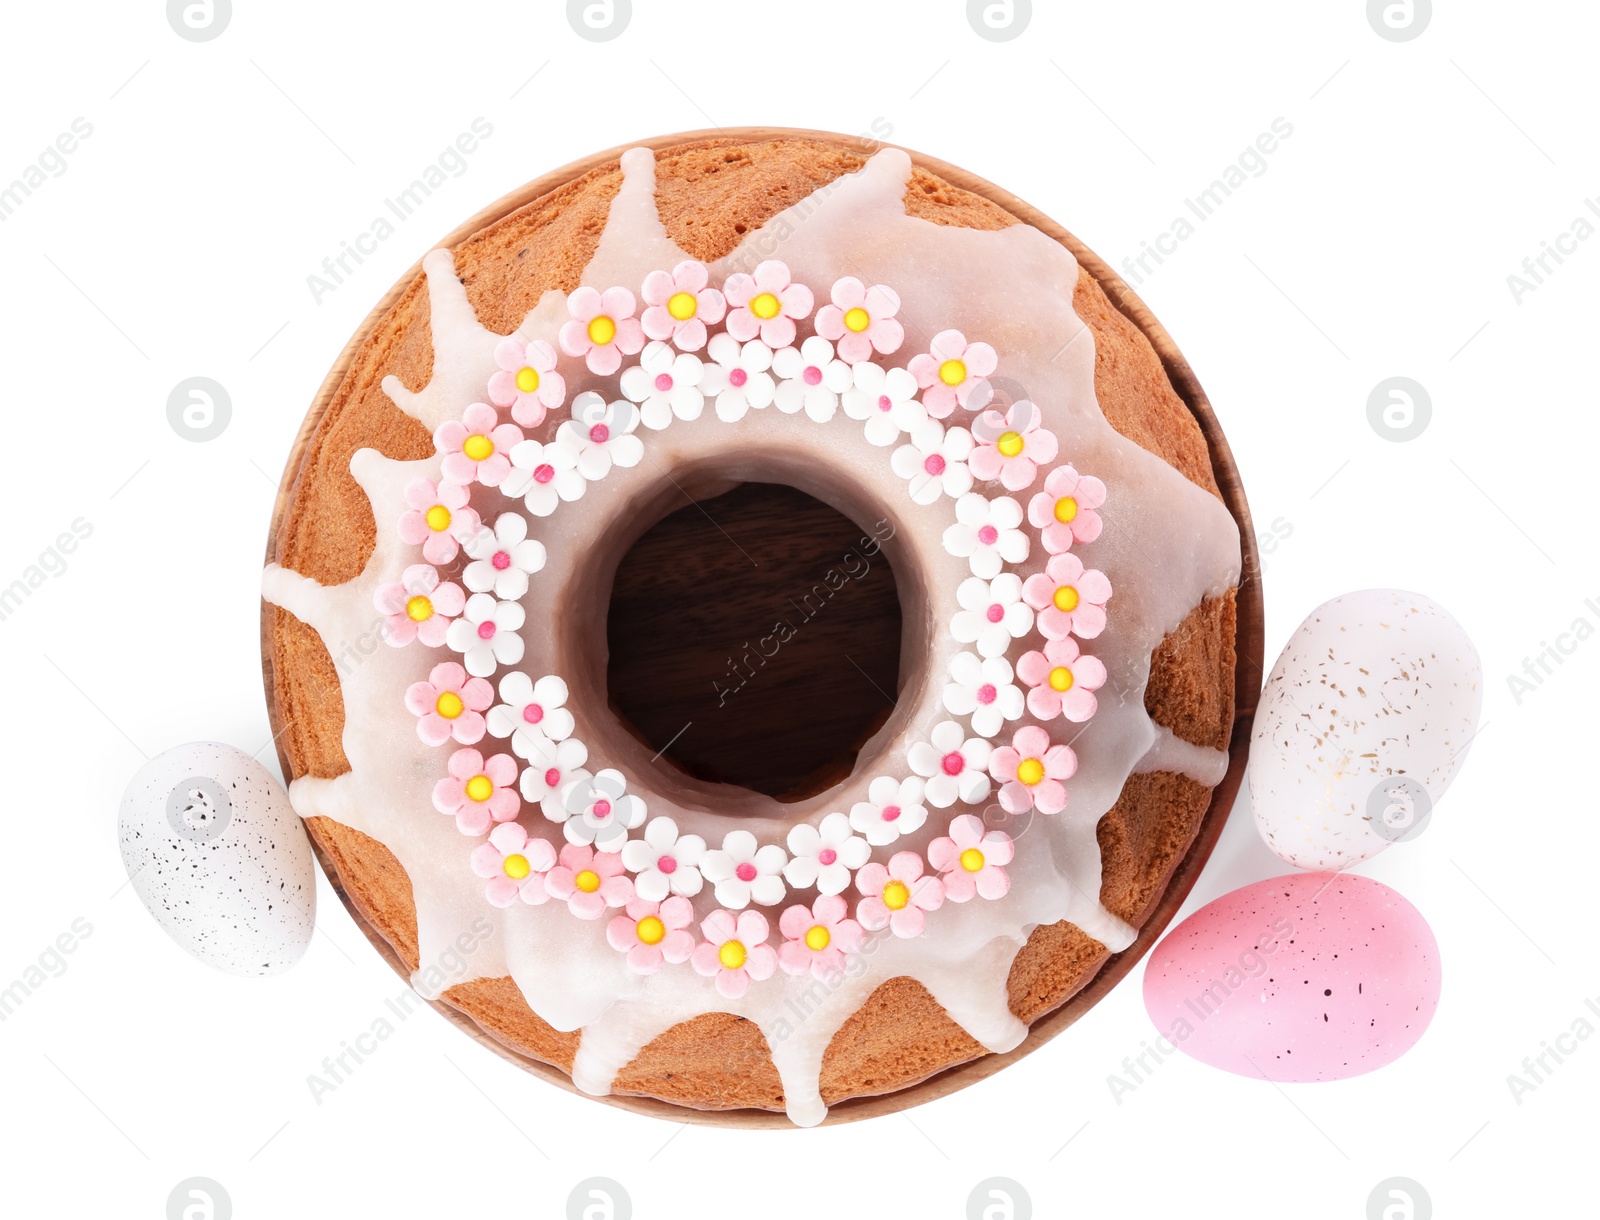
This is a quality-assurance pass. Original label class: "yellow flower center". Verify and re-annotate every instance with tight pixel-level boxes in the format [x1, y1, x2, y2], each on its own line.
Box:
[959, 847, 986, 872]
[804, 925, 831, 951]
[636, 915, 666, 945]
[1053, 584, 1080, 613]
[882, 880, 910, 910]
[1053, 495, 1079, 524]
[997, 430, 1025, 458]
[424, 504, 452, 532]
[462, 434, 494, 462]
[502, 853, 530, 880]
[718, 940, 748, 970]
[405, 595, 434, 622]
[1017, 757, 1046, 786]
[843, 306, 871, 333]
[464, 775, 494, 803]
[575, 869, 601, 894]
[515, 366, 540, 393]
[435, 691, 465, 719]
[1049, 666, 1074, 692]
[750, 292, 782, 320]
[587, 315, 617, 346]
[938, 358, 967, 386]
[667, 291, 698, 321]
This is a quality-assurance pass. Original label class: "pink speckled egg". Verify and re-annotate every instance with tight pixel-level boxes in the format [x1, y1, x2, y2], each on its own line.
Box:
[1142, 872, 1440, 1082]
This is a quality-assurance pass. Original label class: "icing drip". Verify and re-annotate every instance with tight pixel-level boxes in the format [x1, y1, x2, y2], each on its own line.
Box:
[262, 146, 1241, 1126]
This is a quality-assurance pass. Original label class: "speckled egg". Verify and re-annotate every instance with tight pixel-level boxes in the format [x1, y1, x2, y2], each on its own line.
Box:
[1250, 588, 1481, 870]
[119, 742, 315, 976]
[1143, 872, 1440, 1082]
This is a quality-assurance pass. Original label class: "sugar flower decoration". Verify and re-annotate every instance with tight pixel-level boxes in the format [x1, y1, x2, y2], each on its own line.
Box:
[778, 895, 865, 981]
[640, 260, 725, 352]
[606, 895, 696, 974]
[487, 672, 574, 747]
[621, 816, 707, 901]
[405, 660, 493, 747]
[691, 909, 776, 999]
[470, 823, 557, 907]
[908, 329, 996, 418]
[942, 492, 1028, 579]
[842, 361, 925, 447]
[891, 420, 975, 504]
[432, 747, 520, 836]
[558, 285, 645, 376]
[463, 512, 546, 601]
[375, 563, 464, 648]
[1028, 465, 1107, 552]
[772, 336, 851, 423]
[517, 737, 589, 821]
[619, 340, 706, 430]
[784, 813, 871, 896]
[701, 334, 777, 422]
[950, 573, 1033, 658]
[1017, 637, 1106, 723]
[855, 851, 945, 938]
[814, 277, 904, 363]
[700, 830, 788, 909]
[1021, 551, 1112, 640]
[907, 720, 993, 808]
[557, 392, 645, 481]
[397, 478, 480, 565]
[989, 725, 1078, 815]
[943, 651, 1024, 738]
[445, 592, 525, 677]
[969, 400, 1059, 492]
[435, 403, 522, 488]
[928, 814, 1013, 902]
[559, 768, 647, 850]
[849, 775, 929, 847]
[487, 336, 565, 428]
[724, 260, 813, 349]
[544, 843, 632, 919]
[504, 437, 585, 518]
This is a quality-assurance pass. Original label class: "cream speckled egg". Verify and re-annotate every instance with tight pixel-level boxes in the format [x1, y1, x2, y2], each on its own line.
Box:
[119, 742, 315, 975]
[1250, 589, 1481, 870]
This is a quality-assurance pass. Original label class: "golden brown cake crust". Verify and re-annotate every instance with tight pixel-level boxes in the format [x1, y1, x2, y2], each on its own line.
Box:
[267, 134, 1239, 1117]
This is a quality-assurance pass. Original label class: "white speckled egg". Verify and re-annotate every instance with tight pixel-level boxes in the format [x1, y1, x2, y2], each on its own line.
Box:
[119, 742, 316, 976]
[1250, 589, 1482, 869]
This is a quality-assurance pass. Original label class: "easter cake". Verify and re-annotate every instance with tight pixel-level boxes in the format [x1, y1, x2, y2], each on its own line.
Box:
[261, 130, 1255, 1125]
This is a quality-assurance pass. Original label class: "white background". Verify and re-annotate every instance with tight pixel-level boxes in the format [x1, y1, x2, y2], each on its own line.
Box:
[1, 1, 1593, 1216]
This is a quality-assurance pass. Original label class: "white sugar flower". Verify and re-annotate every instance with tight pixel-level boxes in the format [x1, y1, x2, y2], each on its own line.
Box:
[772, 336, 851, 422]
[622, 816, 707, 900]
[620, 340, 706, 430]
[701, 333, 776, 422]
[943, 651, 1024, 738]
[557, 392, 645, 481]
[560, 768, 646, 850]
[700, 830, 788, 909]
[849, 775, 929, 847]
[445, 592, 525, 676]
[519, 736, 589, 822]
[950, 573, 1033, 658]
[487, 672, 574, 750]
[783, 812, 870, 895]
[842, 361, 925, 447]
[891, 419, 975, 505]
[505, 437, 585, 517]
[943, 492, 1028, 578]
[908, 720, 993, 808]
[462, 512, 546, 601]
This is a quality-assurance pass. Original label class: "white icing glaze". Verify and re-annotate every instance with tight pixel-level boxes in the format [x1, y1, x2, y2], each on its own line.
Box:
[1133, 723, 1231, 788]
[262, 147, 1241, 1126]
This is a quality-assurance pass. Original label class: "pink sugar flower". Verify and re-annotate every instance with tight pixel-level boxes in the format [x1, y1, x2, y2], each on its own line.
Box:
[988, 725, 1078, 816]
[431, 747, 520, 836]
[777, 894, 865, 981]
[928, 814, 1013, 902]
[543, 843, 633, 919]
[558, 285, 645, 376]
[723, 260, 813, 349]
[640, 260, 726, 352]
[908, 329, 997, 418]
[855, 851, 945, 938]
[1028, 464, 1107, 552]
[1021, 551, 1113, 640]
[397, 478, 480, 565]
[691, 909, 777, 998]
[814, 276, 904, 363]
[469, 822, 558, 907]
[1016, 637, 1106, 723]
[487, 337, 565, 428]
[969, 400, 1059, 491]
[607, 895, 697, 974]
[404, 660, 494, 746]
[434, 402, 523, 487]
[374, 563, 465, 648]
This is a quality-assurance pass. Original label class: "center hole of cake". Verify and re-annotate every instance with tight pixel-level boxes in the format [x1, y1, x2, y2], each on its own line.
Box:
[606, 482, 903, 802]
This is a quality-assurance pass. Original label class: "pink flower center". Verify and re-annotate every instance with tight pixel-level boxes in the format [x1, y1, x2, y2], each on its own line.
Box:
[881, 804, 901, 822]
[657, 854, 678, 874]
[985, 602, 1005, 623]
[591, 799, 612, 820]
[492, 550, 511, 570]
[802, 365, 823, 386]
[533, 463, 555, 484]
[589, 423, 610, 444]
[817, 848, 837, 866]
[477, 620, 497, 640]
[976, 683, 997, 705]
[977, 525, 999, 546]
[923, 454, 946, 476]
[941, 751, 966, 776]
[543, 767, 561, 788]
[877, 394, 892, 412]
[735, 862, 757, 882]
[728, 367, 748, 388]
[654, 372, 674, 392]
[522, 703, 544, 724]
